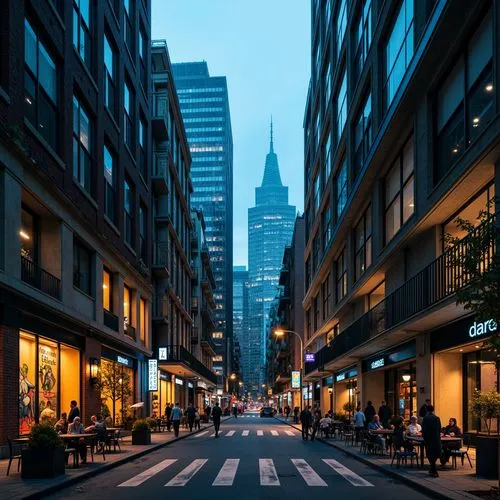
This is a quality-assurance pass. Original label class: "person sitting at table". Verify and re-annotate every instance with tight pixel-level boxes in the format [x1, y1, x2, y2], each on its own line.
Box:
[68, 416, 87, 463]
[407, 415, 422, 436]
[368, 415, 386, 450]
[55, 412, 68, 434]
[320, 413, 332, 438]
[440, 417, 462, 465]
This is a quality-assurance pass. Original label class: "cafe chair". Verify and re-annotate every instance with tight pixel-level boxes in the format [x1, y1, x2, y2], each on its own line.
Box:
[343, 425, 355, 446]
[450, 435, 473, 469]
[111, 429, 121, 452]
[64, 447, 78, 469]
[6, 438, 23, 476]
[391, 436, 419, 468]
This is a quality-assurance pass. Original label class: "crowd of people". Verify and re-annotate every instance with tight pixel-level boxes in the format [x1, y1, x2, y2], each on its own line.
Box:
[158, 402, 223, 437]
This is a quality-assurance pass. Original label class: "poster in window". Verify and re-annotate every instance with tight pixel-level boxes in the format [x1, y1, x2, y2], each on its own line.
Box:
[38, 341, 58, 425]
[19, 333, 36, 434]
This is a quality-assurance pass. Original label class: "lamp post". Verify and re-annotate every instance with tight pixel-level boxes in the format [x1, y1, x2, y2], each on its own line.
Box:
[274, 328, 304, 410]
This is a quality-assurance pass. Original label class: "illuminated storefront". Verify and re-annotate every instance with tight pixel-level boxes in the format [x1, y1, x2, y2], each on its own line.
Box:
[151, 371, 174, 417]
[333, 367, 358, 415]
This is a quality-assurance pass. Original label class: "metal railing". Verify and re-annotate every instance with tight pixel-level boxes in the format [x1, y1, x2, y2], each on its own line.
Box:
[104, 309, 119, 331]
[21, 256, 61, 300]
[306, 216, 496, 374]
[160, 345, 217, 385]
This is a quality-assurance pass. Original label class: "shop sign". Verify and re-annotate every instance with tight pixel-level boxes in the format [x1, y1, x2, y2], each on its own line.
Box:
[148, 359, 158, 391]
[117, 355, 130, 366]
[363, 340, 416, 372]
[469, 319, 497, 338]
[336, 372, 346, 382]
[335, 367, 358, 382]
[175, 377, 184, 386]
[370, 358, 385, 370]
[291, 370, 301, 388]
[158, 347, 167, 360]
[305, 353, 316, 363]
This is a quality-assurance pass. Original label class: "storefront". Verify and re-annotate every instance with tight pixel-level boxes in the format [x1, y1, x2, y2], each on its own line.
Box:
[333, 366, 358, 415]
[362, 340, 417, 421]
[100, 347, 136, 426]
[19, 330, 81, 434]
[321, 376, 333, 413]
[151, 370, 174, 417]
[431, 315, 497, 434]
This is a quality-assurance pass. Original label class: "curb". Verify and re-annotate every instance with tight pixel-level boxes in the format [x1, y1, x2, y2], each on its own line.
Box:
[23, 417, 234, 500]
[274, 417, 466, 500]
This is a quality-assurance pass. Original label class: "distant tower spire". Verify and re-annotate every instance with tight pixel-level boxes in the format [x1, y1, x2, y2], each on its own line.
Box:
[270, 116, 274, 153]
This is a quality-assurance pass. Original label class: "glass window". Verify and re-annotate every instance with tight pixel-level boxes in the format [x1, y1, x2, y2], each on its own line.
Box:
[355, 206, 372, 279]
[384, 0, 414, 108]
[60, 344, 80, 424]
[436, 11, 494, 182]
[336, 0, 347, 56]
[124, 179, 134, 246]
[336, 157, 348, 219]
[124, 80, 134, 153]
[322, 202, 332, 251]
[19, 331, 37, 434]
[104, 33, 115, 116]
[385, 137, 414, 243]
[124, 285, 132, 326]
[24, 19, 58, 151]
[104, 144, 115, 223]
[353, 92, 372, 179]
[72, 95, 93, 195]
[336, 249, 347, 303]
[103, 268, 112, 311]
[124, 0, 134, 55]
[324, 133, 331, 182]
[313, 173, 321, 214]
[322, 274, 331, 320]
[139, 204, 147, 262]
[139, 117, 147, 179]
[20, 207, 38, 263]
[369, 281, 385, 308]
[354, 0, 372, 82]
[324, 62, 331, 111]
[140, 298, 146, 343]
[73, 0, 91, 68]
[73, 237, 92, 295]
[139, 27, 147, 90]
[313, 235, 320, 272]
[336, 68, 347, 141]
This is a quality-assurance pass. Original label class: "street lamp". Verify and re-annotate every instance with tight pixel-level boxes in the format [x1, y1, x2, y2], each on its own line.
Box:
[274, 328, 304, 410]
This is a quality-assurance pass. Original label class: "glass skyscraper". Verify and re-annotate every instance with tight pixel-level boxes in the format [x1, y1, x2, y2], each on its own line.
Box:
[233, 266, 249, 387]
[247, 125, 295, 393]
[173, 62, 233, 383]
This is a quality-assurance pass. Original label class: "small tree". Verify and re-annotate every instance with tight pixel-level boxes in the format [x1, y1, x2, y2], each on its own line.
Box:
[470, 390, 500, 435]
[98, 362, 133, 426]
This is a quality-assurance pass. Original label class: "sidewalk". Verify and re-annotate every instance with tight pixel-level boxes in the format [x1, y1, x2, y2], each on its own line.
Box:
[275, 416, 496, 500]
[1, 418, 231, 500]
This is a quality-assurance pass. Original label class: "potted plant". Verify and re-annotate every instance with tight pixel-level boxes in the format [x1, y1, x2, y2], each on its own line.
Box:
[342, 401, 355, 418]
[21, 424, 65, 478]
[131, 418, 151, 445]
[470, 390, 500, 479]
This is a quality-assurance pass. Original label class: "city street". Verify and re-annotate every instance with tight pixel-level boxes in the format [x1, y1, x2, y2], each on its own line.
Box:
[46, 417, 430, 500]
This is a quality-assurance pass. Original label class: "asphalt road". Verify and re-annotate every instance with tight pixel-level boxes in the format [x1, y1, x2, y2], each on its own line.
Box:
[46, 414, 431, 499]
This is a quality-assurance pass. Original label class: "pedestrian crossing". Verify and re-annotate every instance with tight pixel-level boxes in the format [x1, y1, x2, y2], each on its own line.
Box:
[117, 457, 374, 488]
[192, 429, 299, 438]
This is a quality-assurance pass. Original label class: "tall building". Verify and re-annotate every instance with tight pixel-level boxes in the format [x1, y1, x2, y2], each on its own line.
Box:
[233, 266, 249, 387]
[248, 124, 296, 393]
[303, 0, 498, 429]
[172, 62, 234, 387]
[0, 0, 152, 454]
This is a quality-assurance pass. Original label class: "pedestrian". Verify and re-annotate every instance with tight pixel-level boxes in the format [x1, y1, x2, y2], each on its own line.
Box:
[310, 406, 321, 441]
[422, 405, 442, 478]
[419, 398, 433, 422]
[378, 400, 392, 428]
[212, 402, 222, 437]
[186, 403, 196, 432]
[364, 400, 376, 429]
[285, 405, 291, 421]
[171, 402, 182, 437]
[205, 405, 211, 421]
[68, 416, 87, 463]
[165, 403, 173, 432]
[293, 406, 300, 424]
[68, 400, 80, 423]
[300, 406, 312, 441]
[194, 407, 201, 430]
[232, 404, 238, 418]
[353, 404, 366, 443]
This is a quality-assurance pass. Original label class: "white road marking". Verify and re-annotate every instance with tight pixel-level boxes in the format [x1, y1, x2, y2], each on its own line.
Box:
[242, 430, 249, 436]
[322, 459, 374, 487]
[212, 458, 240, 486]
[257, 430, 264, 436]
[118, 459, 177, 487]
[225, 430, 235, 436]
[165, 459, 208, 487]
[292, 459, 328, 487]
[271, 430, 279, 436]
[194, 431, 209, 438]
[259, 458, 280, 486]
[285, 430, 295, 436]
[210, 432, 216, 437]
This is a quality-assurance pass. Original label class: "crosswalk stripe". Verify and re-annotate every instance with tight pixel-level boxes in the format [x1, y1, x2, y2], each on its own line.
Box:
[322, 459, 374, 487]
[271, 430, 279, 436]
[285, 430, 295, 436]
[257, 430, 264, 436]
[194, 431, 209, 438]
[212, 458, 240, 486]
[210, 432, 216, 437]
[292, 459, 328, 487]
[242, 430, 249, 436]
[165, 459, 208, 487]
[259, 458, 280, 486]
[118, 459, 177, 487]
[226, 430, 235, 437]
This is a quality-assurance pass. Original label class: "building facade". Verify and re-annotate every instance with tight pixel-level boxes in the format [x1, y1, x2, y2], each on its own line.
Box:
[233, 266, 249, 390]
[0, 0, 152, 454]
[302, 0, 499, 432]
[247, 126, 296, 394]
[172, 62, 234, 389]
[150, 41, 216, 412]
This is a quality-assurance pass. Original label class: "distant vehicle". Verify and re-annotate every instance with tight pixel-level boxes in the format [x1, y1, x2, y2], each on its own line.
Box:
[260, 406, 274, 418]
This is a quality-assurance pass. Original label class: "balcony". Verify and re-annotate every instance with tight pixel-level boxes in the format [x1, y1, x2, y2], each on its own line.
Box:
[306, 217, 496, 375]
[153, 295, 169, 323]
[158, 345, 217, 385]
[152, 92, 168, 139]
[152, 152, 169, 194]
[21, 256, 61, 300]
[153, 242, 170, 277]
[104, 309, 119, 331]
[125, 323, 136, 341]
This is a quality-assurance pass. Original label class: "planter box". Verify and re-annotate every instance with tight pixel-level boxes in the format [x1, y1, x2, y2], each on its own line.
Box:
[476, 435, 499, 479]
[21, 447, 65, 479]
[132, 429, 151, 445]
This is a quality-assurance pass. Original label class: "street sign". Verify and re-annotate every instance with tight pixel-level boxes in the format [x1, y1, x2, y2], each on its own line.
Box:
[148, 359, 158, 391]
[291, 370, 301, 388]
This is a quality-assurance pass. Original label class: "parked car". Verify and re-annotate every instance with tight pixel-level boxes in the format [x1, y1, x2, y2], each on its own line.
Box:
[260, 406, 274, 418]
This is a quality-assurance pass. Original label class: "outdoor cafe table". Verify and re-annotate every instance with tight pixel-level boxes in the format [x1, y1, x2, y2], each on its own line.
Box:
[405, 435, 462, 468]
[369, 429, 394, 435]
[58, 433, 97, 468]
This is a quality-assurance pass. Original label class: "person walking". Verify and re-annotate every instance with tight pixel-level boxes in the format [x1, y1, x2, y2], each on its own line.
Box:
[212, 402, 222, 437]
[285, 405, 291, 421]
[364, 401, 376, 429]
[310, 406, 321, 441]
[171, 402, 182, 437]
[232, 404, 238, 418]
[422, 405, 442, 477]
[378, 400, 392, 428]
[300, 406, 312, 441]
[419, 398, 433, 422]
[68, 400, 80, 424]
[186, 403, 196, 432]
[293, 406, 300, 424]
[165, 403, 173, 432]
[354, 404, 366, 443]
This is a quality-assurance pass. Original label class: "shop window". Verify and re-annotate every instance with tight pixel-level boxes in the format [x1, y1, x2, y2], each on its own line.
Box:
[354, 205, 372, 280]
[73, 237, 92, 295]
[335, 248, 347, 303]
[336, 157, 348, 220]
[73, 94, 93, 195]
[104, 144, 116, 223]
[385, 137, 414, 243]
[435, 12, 494, 183]
[103, 267, 113, 311]
[353, 0, 372, 82]
[24, 19, 58, 152]
[140, 297, 147, 344]
[60, 344, 80, 423]
[19, 332, 36, 434]
[353, 92, 372, 179]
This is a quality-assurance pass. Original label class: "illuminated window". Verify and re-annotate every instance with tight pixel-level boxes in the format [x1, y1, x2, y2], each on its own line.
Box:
[103, 268, 112, 311]
[140, 298, 146, 343]
[355, 206, 372, 279]
[124, 285, 131, 326]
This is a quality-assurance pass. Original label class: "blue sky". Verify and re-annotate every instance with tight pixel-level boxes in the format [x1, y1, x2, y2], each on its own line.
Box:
[152, 1, 311, 266]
